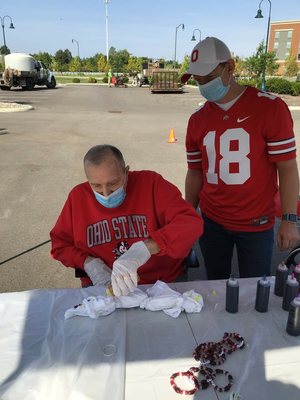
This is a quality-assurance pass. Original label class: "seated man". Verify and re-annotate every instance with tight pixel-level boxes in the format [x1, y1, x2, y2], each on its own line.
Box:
[50, 144, 203, 296]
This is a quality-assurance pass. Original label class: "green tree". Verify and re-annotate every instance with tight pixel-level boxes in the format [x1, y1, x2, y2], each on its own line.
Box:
[69, 57, 81, 73]
[109, 48, 130, 72]
[0, 45, 10, 55]
[31, 51, 53, 68]
[244, 40, 278, 78]
[233, 56, 246, 78]
[165, 60, 174, 69]
[81, 55, 99, 72]
[284, 53, 299, 77]
[80, 58, 90, 72]
[179, 55, 190, 76]
[97, 54, 107, 72]
[54, 49, 72, 71]
[125, 56, 142, 74]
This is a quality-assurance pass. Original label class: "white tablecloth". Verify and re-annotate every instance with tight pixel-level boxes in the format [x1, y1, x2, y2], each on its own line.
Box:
[0, 278, 299, 400]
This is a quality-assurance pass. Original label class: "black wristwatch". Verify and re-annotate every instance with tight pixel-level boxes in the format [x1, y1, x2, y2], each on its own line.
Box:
[282, 213, 298, 223]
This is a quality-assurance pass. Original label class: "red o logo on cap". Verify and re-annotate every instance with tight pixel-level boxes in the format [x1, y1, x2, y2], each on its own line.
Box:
[191, 49, 198, 63]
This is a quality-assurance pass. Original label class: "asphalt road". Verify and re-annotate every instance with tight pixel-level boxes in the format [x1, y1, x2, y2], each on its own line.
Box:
[1, 84, 300, 292]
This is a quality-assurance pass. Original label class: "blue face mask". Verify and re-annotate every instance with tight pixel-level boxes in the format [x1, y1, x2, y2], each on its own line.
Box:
[197, 69, 230, 102]
[93, 186, 126, 208]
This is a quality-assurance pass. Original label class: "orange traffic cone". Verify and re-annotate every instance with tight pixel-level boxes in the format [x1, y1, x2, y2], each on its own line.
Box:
[167, 128, 177, 143]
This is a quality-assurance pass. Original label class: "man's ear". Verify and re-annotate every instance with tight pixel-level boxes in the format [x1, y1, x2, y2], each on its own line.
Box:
[227, 59, 235, 75]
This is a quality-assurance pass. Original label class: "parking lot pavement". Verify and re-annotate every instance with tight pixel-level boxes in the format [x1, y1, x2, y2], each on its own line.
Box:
[0, 85, 299, 292]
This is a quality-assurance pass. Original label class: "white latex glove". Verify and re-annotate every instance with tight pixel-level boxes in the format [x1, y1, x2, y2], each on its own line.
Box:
[111, 241, 151, 297]
[83, 257, 112, 286]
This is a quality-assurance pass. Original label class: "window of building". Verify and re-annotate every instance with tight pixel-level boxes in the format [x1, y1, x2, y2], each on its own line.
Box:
[275, 31, 280, 39]
[287, 30, 293, 38]
[286, 41, 291, 49]
[274, 41, 279, 49]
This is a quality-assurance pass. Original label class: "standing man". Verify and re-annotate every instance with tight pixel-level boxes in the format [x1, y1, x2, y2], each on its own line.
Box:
[50, 145, 203, 296]
[181, 36, 299, 279]
[107, 68, 112, 87]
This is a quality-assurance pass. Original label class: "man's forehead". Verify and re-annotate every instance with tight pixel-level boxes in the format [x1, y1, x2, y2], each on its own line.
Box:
[194, 64, 223, 79]
[85, 156, 120, 168]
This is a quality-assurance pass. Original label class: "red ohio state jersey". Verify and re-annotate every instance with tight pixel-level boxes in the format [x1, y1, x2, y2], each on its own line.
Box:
[186, 86, 296, 231]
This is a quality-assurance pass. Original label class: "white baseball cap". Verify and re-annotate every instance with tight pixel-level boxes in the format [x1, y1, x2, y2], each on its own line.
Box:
[181, 37, 232, 83]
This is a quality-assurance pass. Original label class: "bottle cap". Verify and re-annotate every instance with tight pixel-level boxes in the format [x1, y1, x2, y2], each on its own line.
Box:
[292, 297, 300, 306]
[228, 274, 239, 286]
[288, 274, 299, 286]
[259, 275, 270, 286]
[278, 262, 288, 271]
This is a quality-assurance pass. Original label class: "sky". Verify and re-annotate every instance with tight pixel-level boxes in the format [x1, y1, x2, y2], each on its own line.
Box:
[1, 0, 300, 62]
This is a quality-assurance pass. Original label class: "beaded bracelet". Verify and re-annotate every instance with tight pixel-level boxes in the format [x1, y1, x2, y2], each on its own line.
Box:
[170, 366, 233, 395]
[193, 332, 245, 366]
[207, 368, 234, 392]
[170, 370, 200, 395]
[223, 332, 245, 350]
[170, 333, 244, 396]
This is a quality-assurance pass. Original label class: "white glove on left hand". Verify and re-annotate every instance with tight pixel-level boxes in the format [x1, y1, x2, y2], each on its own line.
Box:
[111, 241, 151, 297]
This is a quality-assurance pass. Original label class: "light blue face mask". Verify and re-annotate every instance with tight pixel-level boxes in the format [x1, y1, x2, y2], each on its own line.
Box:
[93, 185, 126, 208]
[197, 68, 230, 102]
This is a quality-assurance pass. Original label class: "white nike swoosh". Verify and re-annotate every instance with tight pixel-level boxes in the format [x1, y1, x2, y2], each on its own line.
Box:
[237, 116, 251, 123]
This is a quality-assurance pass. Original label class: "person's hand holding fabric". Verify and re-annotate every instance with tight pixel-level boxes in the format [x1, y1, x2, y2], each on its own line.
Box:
[84, 257, 112, 286]
[111, 241, 151, 297]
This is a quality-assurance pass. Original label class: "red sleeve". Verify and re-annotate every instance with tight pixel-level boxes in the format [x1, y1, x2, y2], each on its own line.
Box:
[186, 111, 202, 170]
[50, 193, 89, 269]
[148, 174, 203, 258]
[265, 97, 296, 163]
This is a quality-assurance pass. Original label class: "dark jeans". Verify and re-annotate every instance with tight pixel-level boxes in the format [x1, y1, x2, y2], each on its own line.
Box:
[199, 214, 274, 280]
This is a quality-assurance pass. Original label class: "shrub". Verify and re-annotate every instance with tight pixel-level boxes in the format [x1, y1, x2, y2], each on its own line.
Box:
[187, 78, 197, 86]
[266, 78, 292, 94]
[290, 82, 300, 96]
[102, 76, 108, 83]
[123, 76, 129, 83]
[87, 77, 97, 83]
[72, 78, 80, 83]
[237, 78, 258, 87]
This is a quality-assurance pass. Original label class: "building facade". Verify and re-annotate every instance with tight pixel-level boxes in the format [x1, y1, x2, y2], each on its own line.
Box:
[268, 20, 300, 75]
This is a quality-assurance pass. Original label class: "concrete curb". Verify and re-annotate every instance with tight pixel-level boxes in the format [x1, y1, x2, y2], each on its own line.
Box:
[0, 102, 33, 112]
[289, 106, 300, 111]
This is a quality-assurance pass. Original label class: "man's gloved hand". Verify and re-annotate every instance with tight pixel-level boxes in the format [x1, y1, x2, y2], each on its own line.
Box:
[83, 257, 112, 286]
[111, 241, 151, 297]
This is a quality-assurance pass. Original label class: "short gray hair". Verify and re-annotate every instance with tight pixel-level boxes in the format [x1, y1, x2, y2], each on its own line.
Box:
[84, 144, 126, 170]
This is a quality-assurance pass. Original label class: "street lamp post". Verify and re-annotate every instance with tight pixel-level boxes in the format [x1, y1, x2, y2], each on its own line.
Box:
[72, 38, 80, 74]
[255, 0, 272, 91]
[191, 28, 202, 42]
[104, 0, 110, 61]
[71, 38, 80, 59]
[0, 15, 15, 48]
[174, 23, 184, 69]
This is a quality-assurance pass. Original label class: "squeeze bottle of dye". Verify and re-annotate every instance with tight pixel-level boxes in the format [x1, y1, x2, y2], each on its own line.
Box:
[226, 274, 239, 313]
[255, 275, 270, 313]
[282, 274, 299, 311]
[286, 297, 300, 336]
[274, 262, 289, 297]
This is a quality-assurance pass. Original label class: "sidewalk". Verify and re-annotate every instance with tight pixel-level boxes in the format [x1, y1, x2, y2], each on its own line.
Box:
[276, 93, 300, 110]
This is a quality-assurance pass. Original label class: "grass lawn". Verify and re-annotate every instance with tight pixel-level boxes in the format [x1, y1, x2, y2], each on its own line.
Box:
[55, 74, 105, 84]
